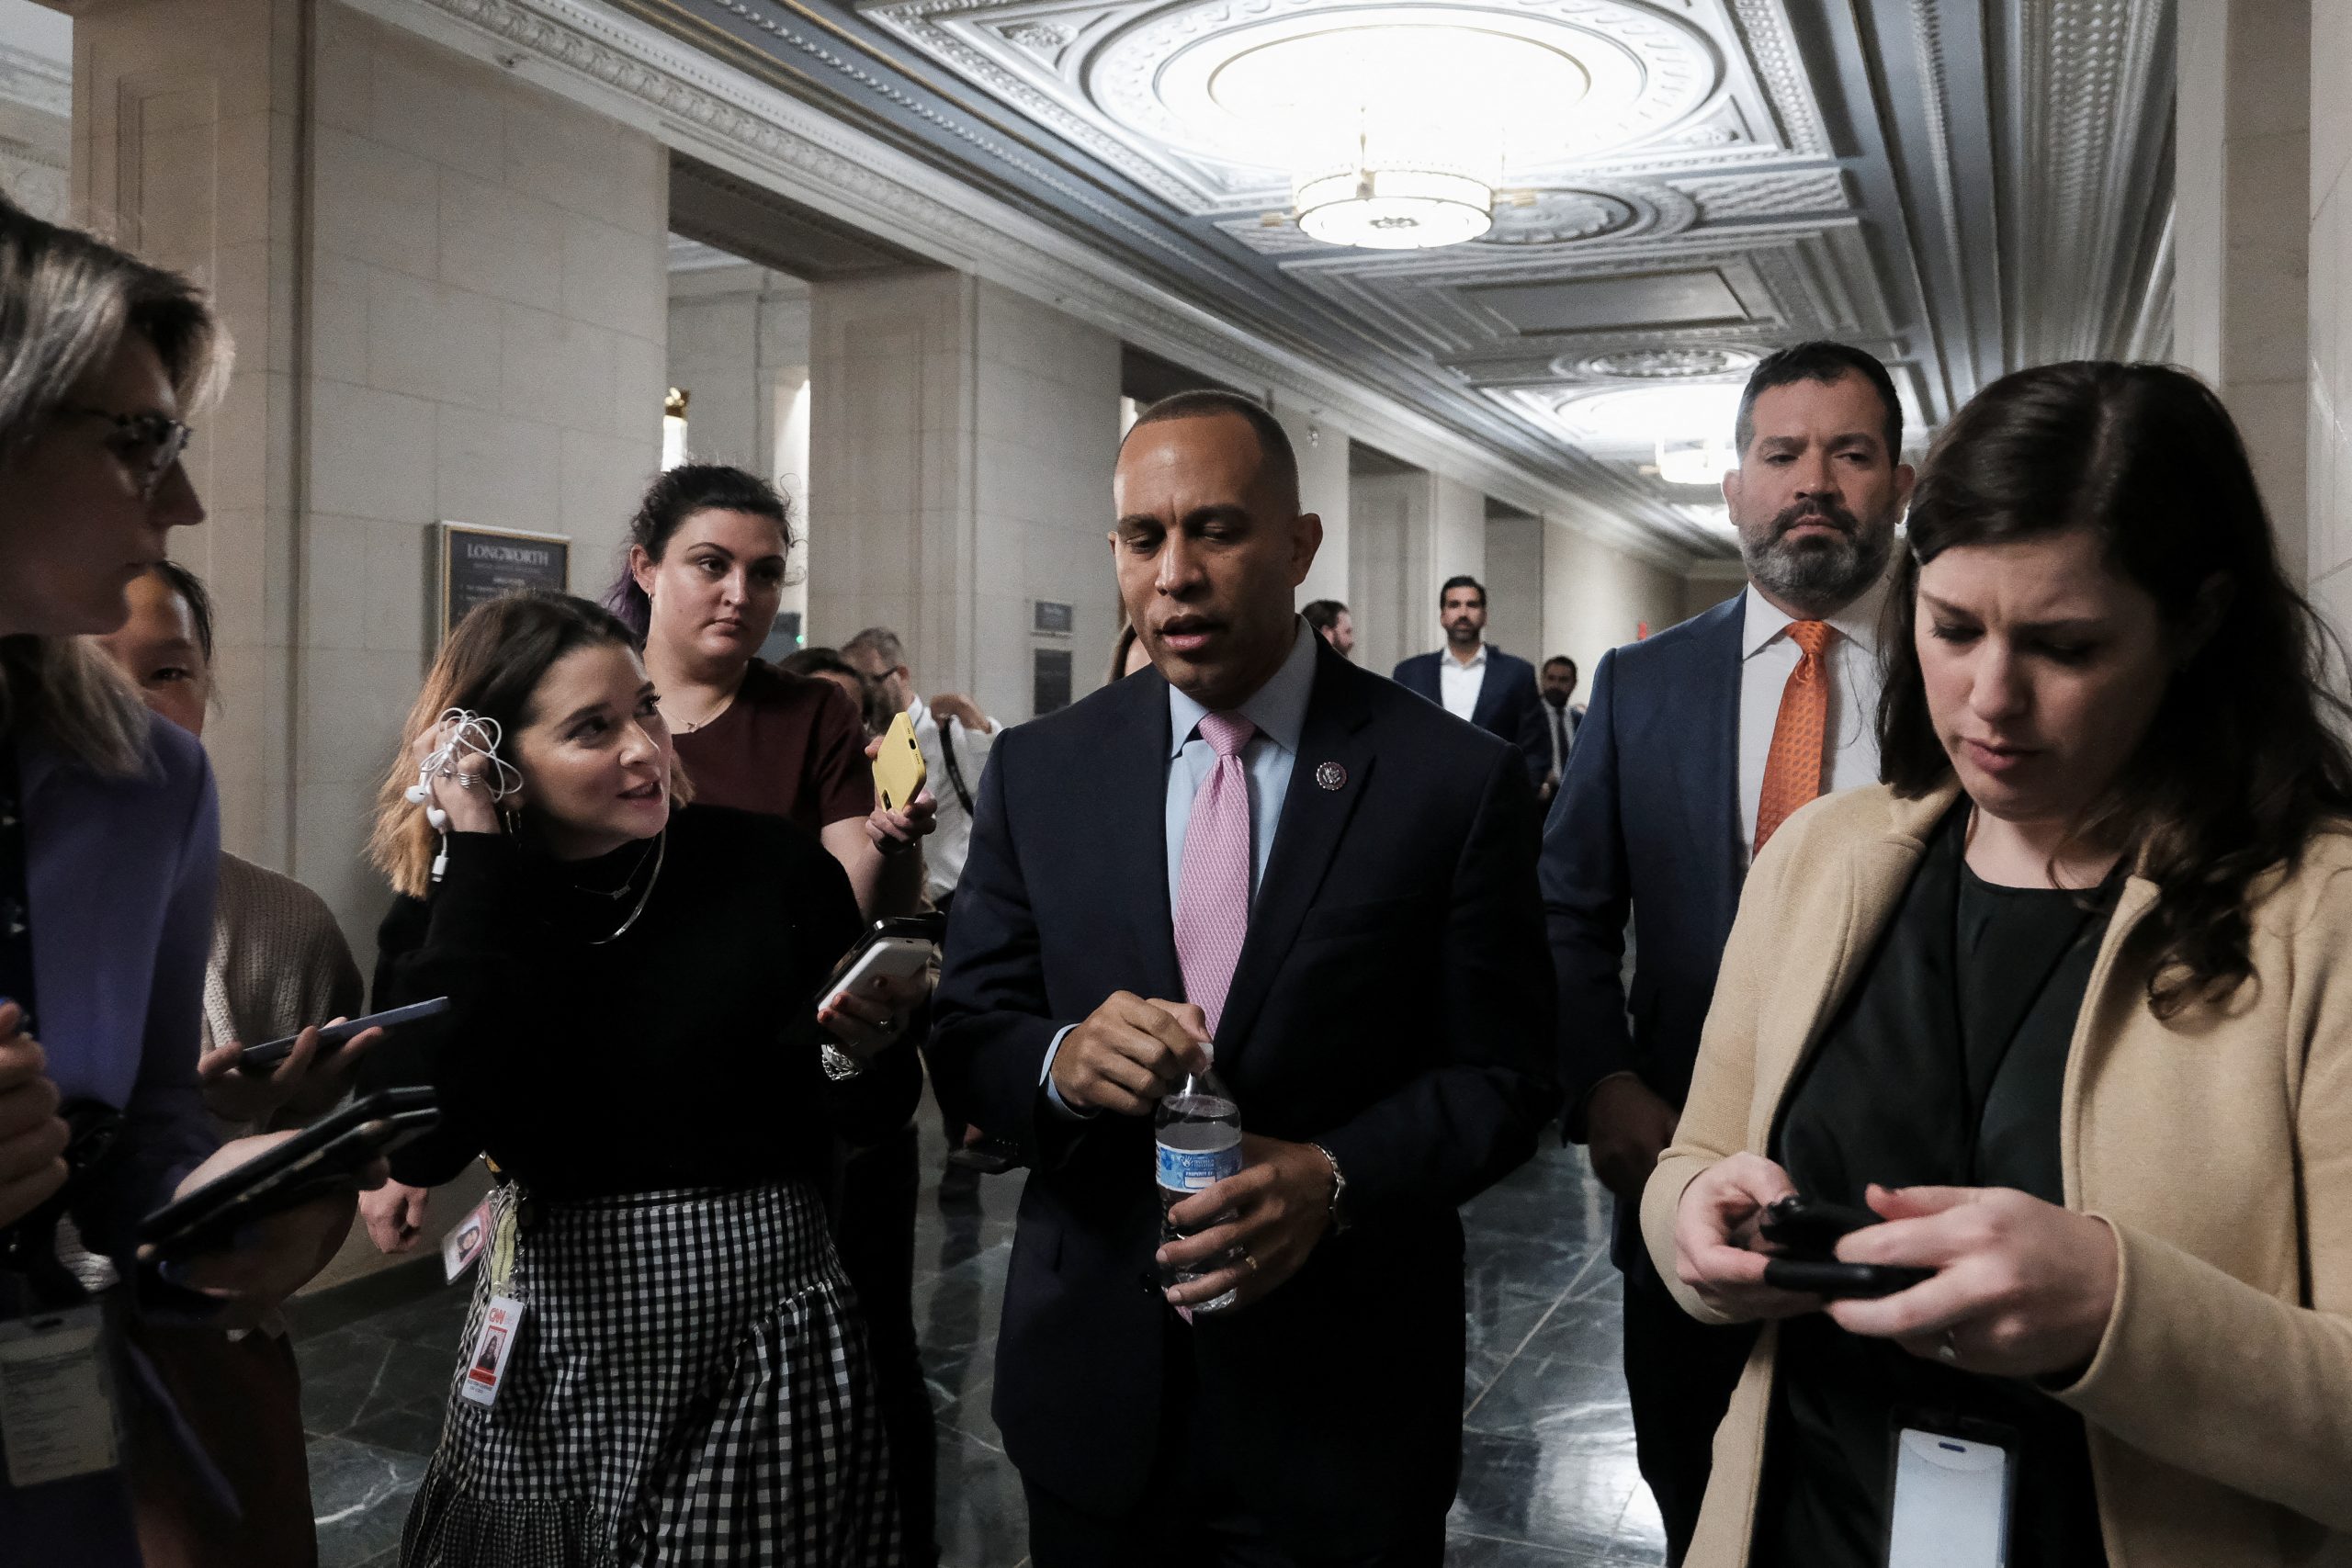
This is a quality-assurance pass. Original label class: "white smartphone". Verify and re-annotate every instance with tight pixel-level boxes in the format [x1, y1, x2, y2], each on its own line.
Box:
[818, 936, 933, 1011]
[1886, 1427, 2011, 1568]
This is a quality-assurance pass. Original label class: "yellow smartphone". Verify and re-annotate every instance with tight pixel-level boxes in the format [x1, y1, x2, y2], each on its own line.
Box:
[873, 710, 928, 813]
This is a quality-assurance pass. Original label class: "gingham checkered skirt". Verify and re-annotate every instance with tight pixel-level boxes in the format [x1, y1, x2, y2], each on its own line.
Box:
[401, 1179, 899, 1567]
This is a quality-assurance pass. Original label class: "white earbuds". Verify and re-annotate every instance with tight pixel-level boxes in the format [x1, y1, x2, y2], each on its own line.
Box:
[410, 709, 523, 875]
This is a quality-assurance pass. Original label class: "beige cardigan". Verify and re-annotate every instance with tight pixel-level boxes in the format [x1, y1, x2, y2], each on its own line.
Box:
[1642, 783, 2352, 1568]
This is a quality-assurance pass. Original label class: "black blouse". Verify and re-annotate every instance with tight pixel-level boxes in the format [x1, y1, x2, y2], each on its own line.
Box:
[368, 804, 919, 1200]
[1755, 804, 2116, 1568]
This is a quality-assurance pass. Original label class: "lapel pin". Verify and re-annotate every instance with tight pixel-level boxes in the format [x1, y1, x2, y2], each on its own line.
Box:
[1315, 761, 1347, 792]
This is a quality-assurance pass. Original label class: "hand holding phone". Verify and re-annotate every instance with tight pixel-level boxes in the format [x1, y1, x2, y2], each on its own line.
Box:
[235, 998, 451, 1074]
[1757, 1192, 1933, 1300]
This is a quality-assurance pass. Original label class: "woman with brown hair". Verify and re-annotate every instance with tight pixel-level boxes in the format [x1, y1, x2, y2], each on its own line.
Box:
[364, 590, 919, 1566]
[1652, 362, 2352, 1566]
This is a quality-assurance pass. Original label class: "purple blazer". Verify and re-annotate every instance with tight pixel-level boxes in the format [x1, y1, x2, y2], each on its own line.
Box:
[2, 708, 220, 1562]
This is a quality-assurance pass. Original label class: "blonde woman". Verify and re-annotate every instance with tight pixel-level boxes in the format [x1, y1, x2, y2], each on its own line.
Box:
[0, 200, 366, 1562]
[363, 591, 920, 1566]
[1654, 363, 2352, 1565]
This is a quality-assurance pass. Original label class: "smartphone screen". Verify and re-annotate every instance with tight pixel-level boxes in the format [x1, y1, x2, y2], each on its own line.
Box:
[1887, 1427, 2009, 1568]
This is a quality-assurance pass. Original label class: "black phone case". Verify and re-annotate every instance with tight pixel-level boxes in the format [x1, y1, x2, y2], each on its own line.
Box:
[1758, 1195, 1883, 1258]
[140, 1089, 440, 1257]
[1763, 1258, 1934, 1299]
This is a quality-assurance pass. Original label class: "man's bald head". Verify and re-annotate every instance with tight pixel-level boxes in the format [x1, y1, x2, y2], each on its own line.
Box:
[1120, 389, 1299, 513]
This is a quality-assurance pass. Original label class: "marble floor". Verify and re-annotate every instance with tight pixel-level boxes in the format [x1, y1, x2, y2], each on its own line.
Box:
[296, 1108, 1661, 1568]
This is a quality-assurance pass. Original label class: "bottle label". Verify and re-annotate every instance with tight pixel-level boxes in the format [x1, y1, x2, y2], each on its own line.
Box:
[1157, 1139, 1242, 1192]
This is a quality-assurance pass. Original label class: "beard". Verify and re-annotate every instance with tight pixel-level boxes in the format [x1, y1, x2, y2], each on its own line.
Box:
[1738, 496, 1893, 611]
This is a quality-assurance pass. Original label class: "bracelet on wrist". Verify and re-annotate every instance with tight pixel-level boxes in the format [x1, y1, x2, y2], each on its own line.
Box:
[1308, 1141, 1351, 1235]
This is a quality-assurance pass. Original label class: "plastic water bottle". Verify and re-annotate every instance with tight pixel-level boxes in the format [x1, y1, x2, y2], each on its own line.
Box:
[1156, 1055, 1243, 1312]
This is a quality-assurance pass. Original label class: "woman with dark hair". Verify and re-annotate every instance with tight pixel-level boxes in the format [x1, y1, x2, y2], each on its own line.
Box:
[605, 463, 933, 914]
[366, 590, 917, 1566]
[0, 199, 371, 1562]
[1652, 361, 2352, 1566]
[608, 467, 942, 1563]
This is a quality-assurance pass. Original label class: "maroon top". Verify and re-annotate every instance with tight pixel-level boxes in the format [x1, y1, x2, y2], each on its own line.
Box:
[673, 660, 872, 835]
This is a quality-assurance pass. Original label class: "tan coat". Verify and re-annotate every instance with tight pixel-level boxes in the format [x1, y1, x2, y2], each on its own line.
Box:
[1642, 782, 2352, 1567]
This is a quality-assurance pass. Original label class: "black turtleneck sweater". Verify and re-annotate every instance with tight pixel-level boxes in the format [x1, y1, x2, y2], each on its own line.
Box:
[368, 804, 918, 1199]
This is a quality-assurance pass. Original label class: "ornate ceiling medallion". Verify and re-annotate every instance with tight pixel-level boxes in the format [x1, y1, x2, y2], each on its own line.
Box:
[1577, 345, 1761, 378]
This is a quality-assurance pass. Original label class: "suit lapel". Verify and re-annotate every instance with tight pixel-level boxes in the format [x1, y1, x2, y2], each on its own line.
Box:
[1214, 649, 1374, 1066]
[1692, 593, 1746, 906]
[1106, 672, 1184, 1001]
[1469, 659, 1498, 728]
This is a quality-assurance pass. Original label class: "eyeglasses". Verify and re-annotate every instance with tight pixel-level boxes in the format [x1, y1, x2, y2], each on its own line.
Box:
[54, 405, 195, 498]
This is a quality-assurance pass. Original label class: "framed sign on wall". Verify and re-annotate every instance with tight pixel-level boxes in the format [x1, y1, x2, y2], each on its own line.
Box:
[435, 523, 571, 645]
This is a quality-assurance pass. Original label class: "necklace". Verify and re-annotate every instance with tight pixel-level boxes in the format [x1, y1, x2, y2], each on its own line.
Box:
[583, 829, 665, 945]
[568, 835, 659, 900]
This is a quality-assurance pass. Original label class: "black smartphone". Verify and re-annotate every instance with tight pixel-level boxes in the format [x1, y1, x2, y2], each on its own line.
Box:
[138, 1089, 440, 1259]
[235, 997, 451, 1074]
[1758, 1194, 1883, 1258]
[1763, 1258, 1935, 1299]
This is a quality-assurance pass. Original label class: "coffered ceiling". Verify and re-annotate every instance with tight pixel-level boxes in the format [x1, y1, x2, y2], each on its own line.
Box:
[541, 0, 2172, 559]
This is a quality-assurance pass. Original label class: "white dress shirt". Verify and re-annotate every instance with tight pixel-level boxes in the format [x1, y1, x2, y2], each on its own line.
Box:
[1736, 579, 1888, 862]
[1438, 644, 1488, 721]
[908, 694, 999, 902]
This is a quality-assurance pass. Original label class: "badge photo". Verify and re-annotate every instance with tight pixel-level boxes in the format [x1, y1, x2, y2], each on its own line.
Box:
[459, 1295, 526, 1408]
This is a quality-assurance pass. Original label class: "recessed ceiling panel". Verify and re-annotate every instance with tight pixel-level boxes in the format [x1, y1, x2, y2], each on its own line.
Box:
[1468, 270, 1749, 335]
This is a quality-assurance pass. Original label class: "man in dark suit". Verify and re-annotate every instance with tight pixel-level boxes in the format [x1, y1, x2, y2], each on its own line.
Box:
[933, 389, 1556, 1567]
[1540, 342, 1914, 1562]
[1391, 578, 1548, 786]
[1535, 654, 1583, 802]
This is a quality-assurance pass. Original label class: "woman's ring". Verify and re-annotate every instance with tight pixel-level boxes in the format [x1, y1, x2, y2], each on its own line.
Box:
[1938, 1328, 1961, 1364]
[1240, 1248, 1259, 1275]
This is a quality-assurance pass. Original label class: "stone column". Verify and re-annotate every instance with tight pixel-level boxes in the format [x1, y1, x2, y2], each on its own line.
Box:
[808, 270, 1120, 720]
[69, 0, 309, 865]
[2176, 0, 2310, 580]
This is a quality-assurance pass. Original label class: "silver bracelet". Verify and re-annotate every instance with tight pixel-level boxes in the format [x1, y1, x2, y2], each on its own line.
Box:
[820, 1042, 865, 1082]
[1308, 1141, 1351, 1235]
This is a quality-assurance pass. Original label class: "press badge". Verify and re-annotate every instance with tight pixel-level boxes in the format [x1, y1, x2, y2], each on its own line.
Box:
[1885, 1417, 2017, 1568]
[440, 1198, 492, 1284]
[0, 1304, 119, 1486]
[458, 1295, 524, 1408]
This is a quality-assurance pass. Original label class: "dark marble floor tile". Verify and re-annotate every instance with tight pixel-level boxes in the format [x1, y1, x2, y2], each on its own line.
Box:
[1609, 1481, 1668, 1564]
[935, 1425, 1029, 1568]
[1464, 1282, 1555, 1362]
[1444, 1533, 1627, 1565]
[344, 1393, 450, 1460]
[1449, 1430, 1633, 1557]
[1464, 1235, 1603, 1301]
[364, 1287, 476, 1349]
[1520, 1297, 1624, 1371]
[308, 1435, 426, 1568]
[1465, 1352, 1636, 1444]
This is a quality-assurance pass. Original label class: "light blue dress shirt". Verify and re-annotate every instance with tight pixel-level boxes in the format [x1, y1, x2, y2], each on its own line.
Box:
[1042, 619, 1319, 1111]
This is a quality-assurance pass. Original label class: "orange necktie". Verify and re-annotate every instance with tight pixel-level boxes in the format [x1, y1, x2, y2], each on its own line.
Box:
[1755, 620, 1833, 855]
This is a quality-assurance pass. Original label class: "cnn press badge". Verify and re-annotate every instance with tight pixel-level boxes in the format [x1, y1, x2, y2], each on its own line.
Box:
[458, 1296, 525, 1408]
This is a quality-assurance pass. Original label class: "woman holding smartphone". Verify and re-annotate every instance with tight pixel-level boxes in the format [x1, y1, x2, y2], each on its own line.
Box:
[367, 589, 918, 1567]
[1652, 362, 2352, 1566]
[0, 199, 368, 1565]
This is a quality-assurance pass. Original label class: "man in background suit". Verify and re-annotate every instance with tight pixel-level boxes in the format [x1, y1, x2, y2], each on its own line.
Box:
[1535, 655, 1582, 802]
[1539, 342, 1914, 1562]
[1392, 577, 1547, 786]
[933, 389, 1555, 1567]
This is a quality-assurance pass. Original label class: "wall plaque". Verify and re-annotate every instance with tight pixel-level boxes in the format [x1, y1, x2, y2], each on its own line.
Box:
[435, 524, 571, 644]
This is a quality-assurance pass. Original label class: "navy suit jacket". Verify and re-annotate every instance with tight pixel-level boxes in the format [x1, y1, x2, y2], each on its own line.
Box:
[1392, 648, 1549, 787]
[931, 639, 1556, 1551]
[1540, 592, 1747, 1133]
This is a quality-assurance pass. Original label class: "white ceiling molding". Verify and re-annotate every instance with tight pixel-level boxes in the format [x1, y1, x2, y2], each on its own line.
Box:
[2003, 0, 2172, 365]
[364, 0, 1696, 566]
[859, 0, 1829, 214]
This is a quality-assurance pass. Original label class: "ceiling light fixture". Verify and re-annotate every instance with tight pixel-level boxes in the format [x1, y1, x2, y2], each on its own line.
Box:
[1653, 434, 1736, 487]
[1295, 132, 1494, 249]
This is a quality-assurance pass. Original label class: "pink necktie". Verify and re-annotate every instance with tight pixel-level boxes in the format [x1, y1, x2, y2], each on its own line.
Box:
[1173, 712, 1256, 1038]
